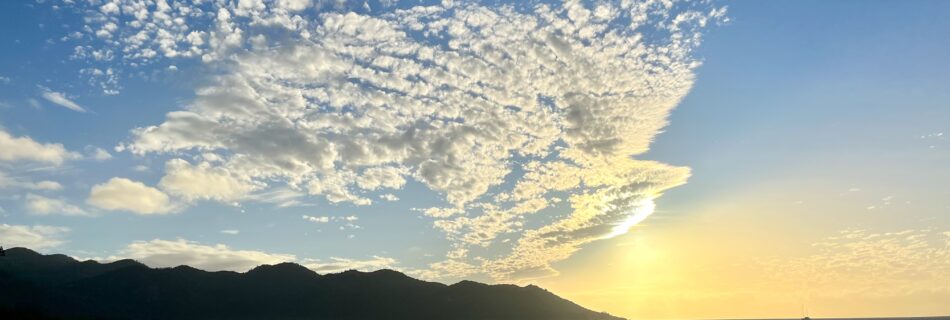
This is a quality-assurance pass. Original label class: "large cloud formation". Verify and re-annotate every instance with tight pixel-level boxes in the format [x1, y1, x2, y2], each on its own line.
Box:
[75, 0, 723, 281]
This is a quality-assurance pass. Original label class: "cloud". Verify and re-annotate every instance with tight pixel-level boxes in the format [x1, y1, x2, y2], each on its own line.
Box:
[249, 187, 307, 207]
[73, 0, 722, 281]
[89, 147, 113, 161]
[40, 87, 86, 112]
[302, 256, 397, 274]
[220, 229, 240, 235]
[25, 193, 90, 216]
[0, 171, 63, 191]
[87, 177, 174, 214]
[158, 158, 257, 203]
[760, 229, 950, 297]
[303, 215, 329, 223]
[0, 130, 80, 165]
[0, 224, 70, 249]
[105, 238, 295, 272]
[94, 237, 397, 274]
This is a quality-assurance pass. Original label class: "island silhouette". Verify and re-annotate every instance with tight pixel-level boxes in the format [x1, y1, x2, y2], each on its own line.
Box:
[0, 247, 622, 320]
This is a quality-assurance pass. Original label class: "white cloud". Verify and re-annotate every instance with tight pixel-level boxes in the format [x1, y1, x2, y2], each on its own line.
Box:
[158, 158, 257, 203]
[276, 0, 311, 12]
[0, 171, 63, 191]
[302, 255, 397, 274]
[87, 177, 174, 214]
[0, 130, 80, 165]
[95, 237, 397, 274]
[99, 2, 119, 15]
[39, 87, 86, 112]
[0, 224, 70, 249]
[74, 0, 722, 281]
[379, 193, 399, 201]
[220, 229, 240, 235]
[90, 147, 113, 161]
[303, 215, 329, 223]
[250, 187, 307, 207]
[25, 193, 90, 216]
[105, 238, 295, 272]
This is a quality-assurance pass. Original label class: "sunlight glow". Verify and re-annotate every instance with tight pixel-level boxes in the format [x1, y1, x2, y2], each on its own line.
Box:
[603, 199, 656, 239]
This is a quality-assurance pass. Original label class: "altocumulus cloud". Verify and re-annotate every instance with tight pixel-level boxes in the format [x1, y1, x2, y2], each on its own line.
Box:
[760, 229, 950, 297]
[69, 0, 724, 281]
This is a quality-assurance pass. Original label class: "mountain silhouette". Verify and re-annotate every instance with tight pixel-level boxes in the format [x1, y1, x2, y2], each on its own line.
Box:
[0, 247, 623, 320]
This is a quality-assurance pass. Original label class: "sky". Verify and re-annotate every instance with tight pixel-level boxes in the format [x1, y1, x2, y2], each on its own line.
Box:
[0, 0, 948, 319]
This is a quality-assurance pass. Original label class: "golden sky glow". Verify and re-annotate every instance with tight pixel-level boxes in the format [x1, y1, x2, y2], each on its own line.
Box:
[539, 181, 950, 319]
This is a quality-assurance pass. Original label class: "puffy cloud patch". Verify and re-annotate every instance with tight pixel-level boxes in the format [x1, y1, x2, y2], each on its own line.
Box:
[87, 177, 174, 214]
[73, 0, 722, 281]
[89, 147, 113, 161]
[0, 171, 63, 191]
[0, 130, 80, 165]
[303, 215, 329, 223]
[25, 194, 90, 216]
[158, 158, 257, 203]
[0, 224, 70, 249]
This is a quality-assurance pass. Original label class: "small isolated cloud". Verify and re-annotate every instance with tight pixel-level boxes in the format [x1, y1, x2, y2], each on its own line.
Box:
[25, 193, 90, 216]
[302, 256, 397, 274]
[88, 147, 113, 161]
[87, 177, 174, 214]
[379, 193, 399, 201]
[39, 87, 86, 112]
[0, 130, 80, 165]
[220, 229, 240, 235]
[105, 238, 295, 272]
[303, 215, 329, 223]
[0, 224, 70, 249]
[27, 99, 41, 109]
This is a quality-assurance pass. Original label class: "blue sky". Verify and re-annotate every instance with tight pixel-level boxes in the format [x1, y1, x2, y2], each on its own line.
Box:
[2, 1, 949, 318]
